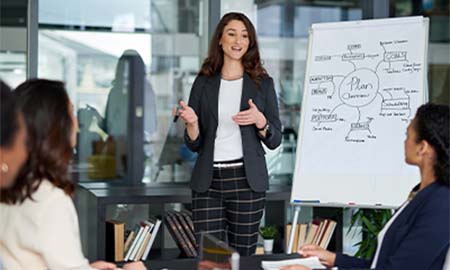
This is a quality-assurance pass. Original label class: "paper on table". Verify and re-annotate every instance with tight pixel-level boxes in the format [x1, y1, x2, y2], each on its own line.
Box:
[261, 256, 326, 270]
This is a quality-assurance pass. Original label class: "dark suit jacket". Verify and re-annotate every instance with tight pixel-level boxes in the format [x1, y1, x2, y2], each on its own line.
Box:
[184, 73, 282, 193]
[335, 182, 450, 270]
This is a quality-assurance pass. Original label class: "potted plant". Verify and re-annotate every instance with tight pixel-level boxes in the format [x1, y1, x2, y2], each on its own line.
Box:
[259, 225, 277, 254]
[348, 208, 392, 259]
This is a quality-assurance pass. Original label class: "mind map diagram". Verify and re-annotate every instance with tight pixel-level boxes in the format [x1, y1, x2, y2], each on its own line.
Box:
[307, 40, 422, 143]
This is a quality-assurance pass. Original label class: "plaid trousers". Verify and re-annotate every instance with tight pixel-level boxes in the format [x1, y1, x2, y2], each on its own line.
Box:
[192, 162, 266, 256]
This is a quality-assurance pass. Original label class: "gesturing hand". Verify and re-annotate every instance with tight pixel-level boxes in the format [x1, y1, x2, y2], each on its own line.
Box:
[177, 100, 198, 126]
[232, 99, 266, 128]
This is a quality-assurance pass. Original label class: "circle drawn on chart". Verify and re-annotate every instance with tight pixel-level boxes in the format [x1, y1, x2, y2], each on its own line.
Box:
[338, 68, 379, 107]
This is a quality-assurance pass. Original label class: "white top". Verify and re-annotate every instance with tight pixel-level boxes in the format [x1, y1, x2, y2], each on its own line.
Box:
[444, 248, 450, 270]
[214, 78, 244, 162]
[371, 201, 410, 269]
[0, 180, 95, 270]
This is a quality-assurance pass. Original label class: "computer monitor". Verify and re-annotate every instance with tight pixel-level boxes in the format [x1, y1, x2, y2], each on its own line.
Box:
[198, 233, 240, 270]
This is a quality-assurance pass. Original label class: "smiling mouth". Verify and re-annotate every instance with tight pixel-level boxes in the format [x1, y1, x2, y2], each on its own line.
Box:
[231, 46, 242, 52]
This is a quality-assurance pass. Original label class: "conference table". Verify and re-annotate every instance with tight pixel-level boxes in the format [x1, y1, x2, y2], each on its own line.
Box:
[142, 253, 309, 270]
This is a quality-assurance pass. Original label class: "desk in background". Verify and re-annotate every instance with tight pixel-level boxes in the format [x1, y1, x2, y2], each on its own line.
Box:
[75, 182, 291, 261]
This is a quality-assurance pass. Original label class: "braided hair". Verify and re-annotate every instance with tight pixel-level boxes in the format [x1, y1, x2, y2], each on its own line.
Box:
[414, 103, 450, 186]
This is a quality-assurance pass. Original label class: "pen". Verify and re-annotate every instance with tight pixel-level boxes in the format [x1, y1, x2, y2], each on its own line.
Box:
[173, 104, 181, 122]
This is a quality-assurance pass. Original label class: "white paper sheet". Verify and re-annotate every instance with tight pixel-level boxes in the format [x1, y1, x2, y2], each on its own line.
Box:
[261, 256, 326, 270]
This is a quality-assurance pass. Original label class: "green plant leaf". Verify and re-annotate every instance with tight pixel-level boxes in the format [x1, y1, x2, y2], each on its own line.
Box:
[348, 209, 392, 259]
[259, 225, 277, 239]
[361, 216, 377, 235]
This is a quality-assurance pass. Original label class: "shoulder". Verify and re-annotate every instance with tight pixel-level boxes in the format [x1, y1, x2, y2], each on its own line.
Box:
[427, 184, 449, 207]
[190, 75, 209, 94]
[193, 74, 209, 87]
[259, 75, 275, 89]
[418, 183, 450, 219]
[260, 74, 273, 82]
[32, 179, 69, 203]
[20, 180, 72, 218]
[258, 75, 276, 97]
[192, 73, 221, 92]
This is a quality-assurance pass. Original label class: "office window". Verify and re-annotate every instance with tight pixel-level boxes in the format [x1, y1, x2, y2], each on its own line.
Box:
[392, 0, 449, 105]
[221, 0, 362, 185]
[38, 0, 206, 184]
[0, 52, 26, 88]
[0, 0, 27, 88]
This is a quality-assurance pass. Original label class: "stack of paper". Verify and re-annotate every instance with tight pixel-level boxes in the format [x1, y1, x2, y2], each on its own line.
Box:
[261, 256, 326, 270]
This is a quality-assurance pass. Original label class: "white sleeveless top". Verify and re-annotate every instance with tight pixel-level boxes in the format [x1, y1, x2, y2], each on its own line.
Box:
[214, 78, 244, 161]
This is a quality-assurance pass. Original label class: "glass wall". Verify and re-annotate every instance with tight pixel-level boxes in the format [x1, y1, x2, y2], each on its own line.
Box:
[392, 0, 449, 105]
[0, 0, 27, 88]
[5, 0, 447, 187]
[221, 0, 362, 185]
[36, 0, 364, 185]
[37, 0, 206, 184]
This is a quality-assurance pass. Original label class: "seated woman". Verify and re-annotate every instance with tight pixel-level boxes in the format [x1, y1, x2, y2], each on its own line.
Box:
[282, 103, 449, 270]
[0, 79, 146, 270]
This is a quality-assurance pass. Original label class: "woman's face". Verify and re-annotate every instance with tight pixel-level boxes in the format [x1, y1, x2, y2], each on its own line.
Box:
[69, 102, 78, 148]
[0, 114, 28, 188]
[220, 19, 250, 63]
[404, 118, 420, 165]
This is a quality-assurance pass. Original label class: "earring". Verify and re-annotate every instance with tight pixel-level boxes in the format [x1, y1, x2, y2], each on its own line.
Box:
[1, 163, 8, 173]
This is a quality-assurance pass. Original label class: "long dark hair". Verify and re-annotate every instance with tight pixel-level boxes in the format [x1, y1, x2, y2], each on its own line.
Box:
[0, 79, 75, 204]
[0, 80, 18, 148]
[199, 12, 267, 85]
[414, 103, 450, 186]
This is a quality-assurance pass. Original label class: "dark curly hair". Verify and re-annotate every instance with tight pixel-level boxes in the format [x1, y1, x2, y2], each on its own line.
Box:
[0, 79, 75, 204]
[199, 12, 267, 86]
[414, 102, 449, 186]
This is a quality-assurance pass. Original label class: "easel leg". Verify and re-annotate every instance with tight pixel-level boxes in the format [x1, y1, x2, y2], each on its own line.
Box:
[287, 205, 301, 254]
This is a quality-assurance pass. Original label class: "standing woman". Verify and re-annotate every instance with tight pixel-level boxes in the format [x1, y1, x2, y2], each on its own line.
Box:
[178, 12, 282, 256]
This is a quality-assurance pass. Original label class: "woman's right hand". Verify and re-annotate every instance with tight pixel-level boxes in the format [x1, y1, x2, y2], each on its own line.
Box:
[177, 100, 198, 126]
[176, 100, 199, 141]
[298, 244, 336, 267]
[89, 260, 116, 270]
[123, 261, 147, 270]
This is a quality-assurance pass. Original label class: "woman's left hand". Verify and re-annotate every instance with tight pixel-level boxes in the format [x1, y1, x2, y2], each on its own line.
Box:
[232, 99, 266, 128]
[279, 265, 311, 270]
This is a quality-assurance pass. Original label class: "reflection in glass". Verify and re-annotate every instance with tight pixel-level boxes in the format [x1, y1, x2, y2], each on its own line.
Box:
[38, 0, 203, 183]
[0, 52, 26, 88]
[77, 50, 157, 181]
[198, 233, 239, 270]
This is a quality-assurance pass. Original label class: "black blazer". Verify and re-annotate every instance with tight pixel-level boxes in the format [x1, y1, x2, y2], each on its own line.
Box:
[184, 73, 282, 193]
[335, 182, 450, 270]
